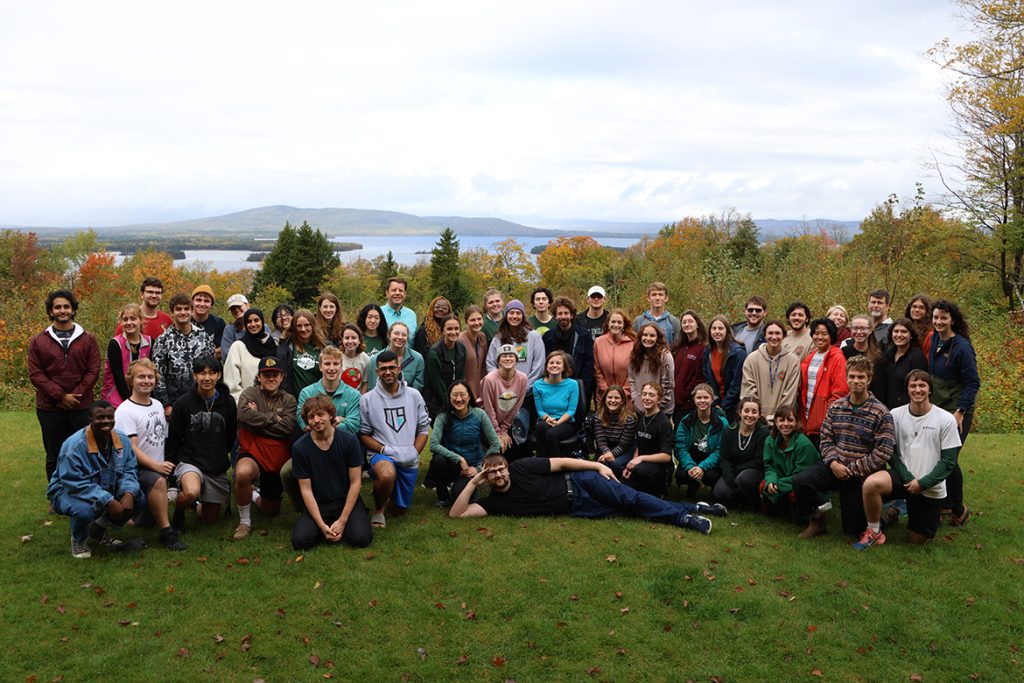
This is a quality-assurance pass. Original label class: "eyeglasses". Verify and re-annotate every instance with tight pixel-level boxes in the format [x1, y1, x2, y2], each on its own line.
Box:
[746, 307, 763, 313]
[589, 293, 604, 299]
[377, 366, 399, 374]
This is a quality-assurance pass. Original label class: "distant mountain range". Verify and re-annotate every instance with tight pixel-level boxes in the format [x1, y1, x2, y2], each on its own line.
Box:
[3, 205, 861, 242]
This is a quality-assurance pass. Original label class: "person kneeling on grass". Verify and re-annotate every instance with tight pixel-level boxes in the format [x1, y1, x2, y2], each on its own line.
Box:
[359, 351, 430, 529]
[448, 453, 724, 535]
[853, 370, 961, 550]
[48, 401, 144, 559]
[233, 356, 297, 540]
[166, 356, 237, 532]
[291, 395, 373, 550]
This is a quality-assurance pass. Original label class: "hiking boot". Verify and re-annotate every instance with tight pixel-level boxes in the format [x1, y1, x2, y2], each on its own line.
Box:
[696, 502, 728, 518]
[852, 528, 886, 550]
[950, 506, 971, 527]
[171, 509, 186, 533]
[679, 513, 712, 535]
[159, 527, 187, 551]
[799, 514, 827, 539]
[71, 538, 92, 559]
[232, 523, 252, 541]
[880, 506, 901, 530]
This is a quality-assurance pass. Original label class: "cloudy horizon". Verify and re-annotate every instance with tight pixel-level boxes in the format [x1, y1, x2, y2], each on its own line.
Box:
[1, 1, 971, 228]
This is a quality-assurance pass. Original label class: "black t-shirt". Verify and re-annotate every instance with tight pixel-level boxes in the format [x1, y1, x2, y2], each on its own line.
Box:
[635, 411, 674, 456]
[477, 457, 571, 517]
[576, 311, 608, 341]
[291, 429, 364, 506]
[193, 314, 227, 347]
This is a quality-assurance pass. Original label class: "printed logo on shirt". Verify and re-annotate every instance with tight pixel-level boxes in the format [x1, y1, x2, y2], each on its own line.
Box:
[497, 390, 519, 413]
[296, 353, 317, 371]
[384, 406, 406, 433]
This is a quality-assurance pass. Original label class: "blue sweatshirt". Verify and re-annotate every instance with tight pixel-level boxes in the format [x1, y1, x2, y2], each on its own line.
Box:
[533, 378, 579, 422]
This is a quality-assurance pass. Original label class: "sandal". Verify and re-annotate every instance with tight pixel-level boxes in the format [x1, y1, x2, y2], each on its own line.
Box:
[371, 512, 387, 528]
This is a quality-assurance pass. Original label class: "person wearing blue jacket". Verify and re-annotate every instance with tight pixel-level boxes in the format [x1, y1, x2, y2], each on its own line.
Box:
[702, 315, 747, 418]
[47, 401, 143, 559]
[928, 299, 981, 527]
[674, 383, 731, 497]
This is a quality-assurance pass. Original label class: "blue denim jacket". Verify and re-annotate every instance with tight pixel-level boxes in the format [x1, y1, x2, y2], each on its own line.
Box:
[47, 426, 141, 511]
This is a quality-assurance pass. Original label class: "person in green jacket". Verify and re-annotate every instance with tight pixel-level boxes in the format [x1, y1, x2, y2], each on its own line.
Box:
[761, 404, 820, 522]
[674, 383, 730, 497]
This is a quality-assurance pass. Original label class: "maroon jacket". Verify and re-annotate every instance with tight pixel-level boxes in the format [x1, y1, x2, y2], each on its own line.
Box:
[28, 324, 101, 411]
[673, 339, 707, 414]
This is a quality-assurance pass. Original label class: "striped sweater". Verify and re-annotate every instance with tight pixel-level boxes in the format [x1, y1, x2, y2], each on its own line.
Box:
[819, 393, 894, 478]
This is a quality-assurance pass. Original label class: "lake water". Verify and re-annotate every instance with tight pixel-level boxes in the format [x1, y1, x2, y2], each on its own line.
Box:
[173, 234, 643, 271]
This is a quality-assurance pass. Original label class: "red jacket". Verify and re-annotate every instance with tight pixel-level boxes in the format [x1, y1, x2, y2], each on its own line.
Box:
[28, 324, 101, 411]
[798, 345, 848, 436]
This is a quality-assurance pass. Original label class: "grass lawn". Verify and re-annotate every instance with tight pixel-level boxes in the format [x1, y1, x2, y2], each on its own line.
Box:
[1, 410, 1021, 682]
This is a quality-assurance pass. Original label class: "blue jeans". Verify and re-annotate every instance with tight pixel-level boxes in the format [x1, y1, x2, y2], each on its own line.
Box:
[51, 491, 145, 542]
[569, 471, 697, 524]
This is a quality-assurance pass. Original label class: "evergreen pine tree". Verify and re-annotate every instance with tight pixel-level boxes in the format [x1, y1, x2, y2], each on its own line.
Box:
[429, 228, 472, 311]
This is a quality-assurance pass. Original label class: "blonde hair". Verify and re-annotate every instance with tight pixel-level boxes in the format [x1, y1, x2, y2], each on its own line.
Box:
[126, 358, 159, 389]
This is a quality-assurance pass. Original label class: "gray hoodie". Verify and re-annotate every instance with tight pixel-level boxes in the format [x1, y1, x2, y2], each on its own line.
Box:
[359, 379, 430, 468]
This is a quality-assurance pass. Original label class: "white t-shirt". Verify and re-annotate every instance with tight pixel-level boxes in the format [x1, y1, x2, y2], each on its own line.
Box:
[114, 397, 168, 463]
[804, 351, 826, 420]
[891, 404, 962, 499]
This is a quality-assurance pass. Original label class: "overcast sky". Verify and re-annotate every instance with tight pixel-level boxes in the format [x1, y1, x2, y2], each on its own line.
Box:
[0, 1, 970, 228]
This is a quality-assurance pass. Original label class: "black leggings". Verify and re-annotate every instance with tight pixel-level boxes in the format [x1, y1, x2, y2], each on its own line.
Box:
[534, 420, 577, 458]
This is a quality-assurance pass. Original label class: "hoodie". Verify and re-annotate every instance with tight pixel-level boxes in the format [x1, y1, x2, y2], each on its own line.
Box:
[740, 345, 801, 422]
[359, 379, 430, 468]
[165, 380, 237, 476]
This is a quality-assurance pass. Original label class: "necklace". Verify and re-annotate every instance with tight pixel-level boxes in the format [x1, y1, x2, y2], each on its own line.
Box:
[738, 429, 753, 451]
[639, 411, 658, 433]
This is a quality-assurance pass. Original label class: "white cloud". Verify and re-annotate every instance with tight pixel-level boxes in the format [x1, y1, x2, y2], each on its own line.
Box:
[0, 0, 971, 226]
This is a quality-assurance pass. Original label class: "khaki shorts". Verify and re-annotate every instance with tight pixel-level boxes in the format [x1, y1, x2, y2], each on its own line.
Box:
[173, 462, 230, 505]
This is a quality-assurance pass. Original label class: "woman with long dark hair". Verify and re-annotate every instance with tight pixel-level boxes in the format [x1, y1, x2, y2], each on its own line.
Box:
[798, 318, 848, 450]
[672, 310, 708, 422]
[270, 304, 294, 342]
[882, 318, 928, 409]
[459, 305, 489, 401]
[929, 299, 980, 527]
[674, 383, 730, 497]
[701, 315, 746, 417]
[628, 322, 675, 415]
[356, 303, 389, 357]
[905, 293, 933, 355]
[425, 316, 467, 419]
[340, 323, 371, 393]
[426, 380, 500, 506]
[761, 405, 820, 521]
[484, 300, 546, 389]
[840, 313, 888, 401]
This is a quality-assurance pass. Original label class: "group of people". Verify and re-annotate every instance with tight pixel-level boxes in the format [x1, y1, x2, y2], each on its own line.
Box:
[30, 274, 979, 558]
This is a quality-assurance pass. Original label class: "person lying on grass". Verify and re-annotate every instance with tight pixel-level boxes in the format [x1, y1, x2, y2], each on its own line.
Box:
[48, 400, 143, 559]
[448, 453, 725, 535]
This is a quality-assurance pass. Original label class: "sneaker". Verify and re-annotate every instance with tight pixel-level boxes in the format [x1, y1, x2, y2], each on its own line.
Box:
[159, 527, 187, 551]
[71, 538, 91, 559]
[680, 513, 712, 535]
[696, 502, 728, 518]
[950, 506, 971, 527]
[171, 509, 186, 534]
[816, 500, 833, 514]
[852, 528, 886, 550]
[88, 522, 123, 548]
[232, 523, 252, 541]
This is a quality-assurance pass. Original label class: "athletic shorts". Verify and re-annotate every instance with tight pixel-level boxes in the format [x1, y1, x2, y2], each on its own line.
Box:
[369, 454, 418, 510]
[236, 455, 284, 500]
[137, 468, 164, 494]
[886, 470, 945, 539]
[173, 462, 230, 506]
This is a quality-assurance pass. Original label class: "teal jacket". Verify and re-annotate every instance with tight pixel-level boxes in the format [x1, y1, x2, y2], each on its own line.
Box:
[674, 407, 730, 471]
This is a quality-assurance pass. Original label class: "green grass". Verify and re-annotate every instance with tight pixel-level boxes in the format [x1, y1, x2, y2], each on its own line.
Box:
[1, 410, 1021, 682]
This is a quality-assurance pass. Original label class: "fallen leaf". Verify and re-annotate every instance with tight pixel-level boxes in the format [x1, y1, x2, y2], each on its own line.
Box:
[799, 574, 810, 581]
[364, 553, 376, 561]
[126, 602, 137, 609]
[40, 595, 49, 605]
[44, 520, 54, 526]
[747, 578, 757, 586]
[836, 580, 849, 588]
[807, 625, 818, 633]
[975, 544, 982, 550]
[616, 647, 628, 655]
[166, 586, 175, 593]
[434, 602, 446, 610]
[196, 556, 208, 563]
[214, 635, 225, 644]
[778, 590, 792, 598]
[968, 674, 980, 681]
[684, 575, 692, 582]
[811, 668, 823, 677]
[729, 608, 741, 614]
[569, 594, 579, 601]
[456, 654, 469, 665]
[587, 666, 602, 676]
[295, 555, 304, 563]
[118, 620, 131, 627]
[60, 636, 69, 643]
[258, 529, 268, 536]
[663, 624, 673, 632]
[774, 575, 785, 582]
[236, 557, 249, 565]
[682, 600, 690, 608]
[314, 580, 324, 590]
[177, 647, 190, 658]
[492, 655, 507, 667]
[57, 604, 66, 615]
[614, 591, 623, 600]
[309, 654, 321, 667]
[276, 608, 286, 618]
[21, 534, 32, 543]
[465, 610, 477, 620]
[965, 597, 976, 607]
[368, 599, 378, 607]
[416, 647, 427, 661]
[620, 607, 630, 614]
[556, 621, 567, 628]
[80, 583, 92, 589]
[606, 555, 617, 563]
[910, 675, 923, 682]
[1012, 558, 1024, 565]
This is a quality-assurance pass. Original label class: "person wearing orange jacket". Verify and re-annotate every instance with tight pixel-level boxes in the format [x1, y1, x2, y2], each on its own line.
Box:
[798, 318, 848, 451]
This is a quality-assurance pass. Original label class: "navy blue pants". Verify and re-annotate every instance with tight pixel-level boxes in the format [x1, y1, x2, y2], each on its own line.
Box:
[569, 471, 697, 525]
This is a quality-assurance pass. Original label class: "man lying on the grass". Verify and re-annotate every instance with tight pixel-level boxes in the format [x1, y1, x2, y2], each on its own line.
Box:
[448, 453, 725, 534]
